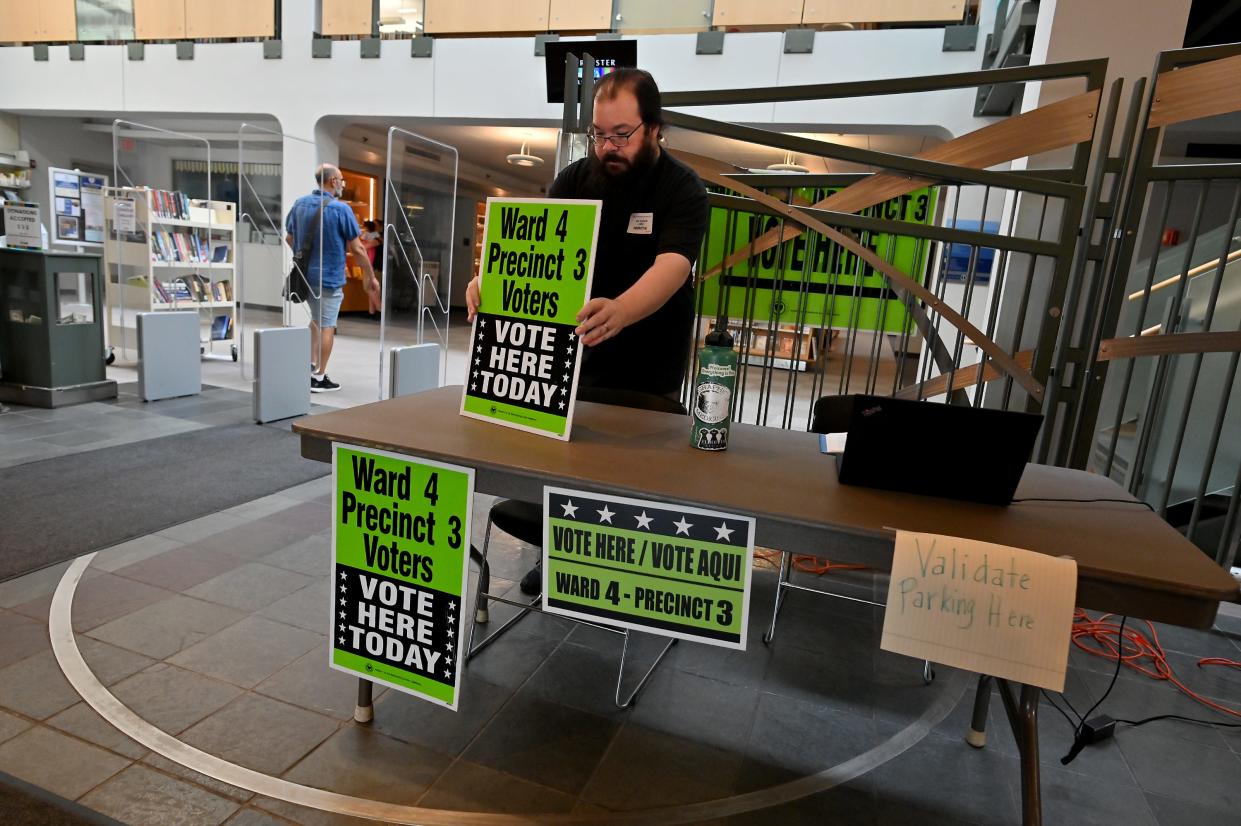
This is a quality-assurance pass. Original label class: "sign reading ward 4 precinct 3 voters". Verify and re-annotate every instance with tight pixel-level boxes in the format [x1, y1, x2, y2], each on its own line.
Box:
[461, 197, 601, 440]
[331, 444, 473, 710]
[542, 487, 756, 649]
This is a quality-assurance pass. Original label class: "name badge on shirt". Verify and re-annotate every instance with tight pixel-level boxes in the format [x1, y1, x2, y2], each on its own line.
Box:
[627, 212, 654, 235]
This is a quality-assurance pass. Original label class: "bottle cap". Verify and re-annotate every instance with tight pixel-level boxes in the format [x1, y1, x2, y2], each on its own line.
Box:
[705, 327, 734, 348]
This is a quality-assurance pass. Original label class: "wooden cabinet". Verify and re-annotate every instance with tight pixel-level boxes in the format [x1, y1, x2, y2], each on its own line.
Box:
[186, 0, 275, 38]
[802, 0, 965, 24]
[712, 0, 803, 28]
[133, 0, 186, 39]
[0, 0, 76, 42]
[548, 0, 609, 32]
[320, 0, 372, 36]
[425, 0, 549, 34]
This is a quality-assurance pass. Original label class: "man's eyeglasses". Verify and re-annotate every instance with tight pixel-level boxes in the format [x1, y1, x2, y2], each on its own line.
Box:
[587, 123, 644, 148]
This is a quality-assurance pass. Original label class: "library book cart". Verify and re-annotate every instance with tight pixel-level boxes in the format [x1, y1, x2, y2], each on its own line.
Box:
[103, 188, 238, 363]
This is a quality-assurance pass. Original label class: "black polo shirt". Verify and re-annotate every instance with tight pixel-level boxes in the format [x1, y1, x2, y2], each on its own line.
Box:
[549, 150, 709, 396]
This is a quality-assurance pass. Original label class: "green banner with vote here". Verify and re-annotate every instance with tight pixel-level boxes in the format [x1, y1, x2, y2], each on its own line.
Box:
[460, 197, 601, 441]
[541, 486, 757, 649]
[331, 444, 474, 710]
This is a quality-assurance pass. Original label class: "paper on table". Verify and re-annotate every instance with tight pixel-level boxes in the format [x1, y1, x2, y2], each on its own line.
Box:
[880, 530, 1077, 692]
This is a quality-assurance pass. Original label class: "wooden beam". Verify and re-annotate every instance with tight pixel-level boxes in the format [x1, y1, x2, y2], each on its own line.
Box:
[703, 88, 1100, 278]
[892, 350, 1034, 400]
[1097, 331, 1241, 361]
[1149, 53, 1241, 129]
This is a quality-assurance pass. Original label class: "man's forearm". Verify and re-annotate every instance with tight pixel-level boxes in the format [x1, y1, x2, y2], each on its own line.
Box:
[613, 253, 691, 323]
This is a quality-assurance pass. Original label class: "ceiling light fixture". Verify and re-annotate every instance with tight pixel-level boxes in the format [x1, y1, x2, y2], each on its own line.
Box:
[766, 151, 809, 173]
[506, 140, 544, 168]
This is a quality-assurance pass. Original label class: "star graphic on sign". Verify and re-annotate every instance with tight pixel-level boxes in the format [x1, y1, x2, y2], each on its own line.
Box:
[714, 523, 735, 542]
[339, 572, 347, 580]
[446, 642, 454, 653]
[339, 584, 346, 593]
[597, 505, 615, 524]
[673, 516, 693, 536]
[444, 653, 454, 665]
[447, 627, 455, 638]
[444, 668, 453, 680]
[474, 358, 480, 366]
[569, 332, 576, 341]
[478, 318, 486, 327]
[338, 611, 346, 620]
[564, 359, 572, 369]
[338, 636, 345, 645]
[558, 401, 565, 410]
[566, 344, 574, 354]
[476, 344, 482, 353]
[561, 499, 578, 518]
[559, 386, 566, 394]
[338, 623, 345, 632]
[339, 597, 346, 606]
[635, 511, 653, 530]
[471, 383, 476, 391]
[562, 373, 570, 382]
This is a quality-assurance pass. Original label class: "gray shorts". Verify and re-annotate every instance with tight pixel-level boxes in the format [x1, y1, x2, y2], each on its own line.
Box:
[307, 286, 344, 329]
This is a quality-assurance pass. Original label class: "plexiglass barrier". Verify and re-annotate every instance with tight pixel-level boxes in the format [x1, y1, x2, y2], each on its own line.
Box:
[378, 127, 460, 398]
[236, 123, 327, 382]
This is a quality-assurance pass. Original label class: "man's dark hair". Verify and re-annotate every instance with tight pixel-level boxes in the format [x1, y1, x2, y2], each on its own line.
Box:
[594, 68, 663, 131]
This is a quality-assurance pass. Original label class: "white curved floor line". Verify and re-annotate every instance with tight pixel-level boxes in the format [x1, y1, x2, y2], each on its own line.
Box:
[50, 552, 969, 825]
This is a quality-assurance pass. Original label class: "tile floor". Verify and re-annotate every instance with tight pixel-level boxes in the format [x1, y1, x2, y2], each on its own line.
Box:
[0, 320, 1238, 826]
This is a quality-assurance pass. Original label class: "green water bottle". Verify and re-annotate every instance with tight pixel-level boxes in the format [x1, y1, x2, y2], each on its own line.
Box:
[691, 326, 738, 451]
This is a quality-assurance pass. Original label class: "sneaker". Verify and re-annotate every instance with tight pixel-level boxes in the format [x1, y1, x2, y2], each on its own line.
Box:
[519, 561, 543, 596]
[311, 375, 340, 393]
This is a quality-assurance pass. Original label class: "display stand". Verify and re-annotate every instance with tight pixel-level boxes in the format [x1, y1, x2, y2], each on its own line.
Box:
[0, 248, 117, 407]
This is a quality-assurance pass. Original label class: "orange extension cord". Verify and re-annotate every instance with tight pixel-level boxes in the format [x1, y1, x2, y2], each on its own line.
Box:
[1070, 609, 1241, 720]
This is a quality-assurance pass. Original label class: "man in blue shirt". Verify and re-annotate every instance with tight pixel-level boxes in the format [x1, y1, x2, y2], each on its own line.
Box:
[285, 164, 379, 392]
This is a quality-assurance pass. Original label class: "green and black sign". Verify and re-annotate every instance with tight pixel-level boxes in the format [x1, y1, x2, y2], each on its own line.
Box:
[331, 444, 474, 710]
[461, 197, 601, 440]
[699, 185, 938, 334]
[542, 487, 756, 649]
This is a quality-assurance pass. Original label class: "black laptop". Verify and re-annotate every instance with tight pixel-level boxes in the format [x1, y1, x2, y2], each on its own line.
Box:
[815, 394, 1044, 506]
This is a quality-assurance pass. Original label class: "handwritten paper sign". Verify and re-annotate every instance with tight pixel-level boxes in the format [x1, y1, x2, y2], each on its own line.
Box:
[880, 531, 1077, 691]
[460, 197, 600, 440]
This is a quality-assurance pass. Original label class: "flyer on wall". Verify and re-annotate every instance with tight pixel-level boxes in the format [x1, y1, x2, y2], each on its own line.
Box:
[460, 197, 601, 440]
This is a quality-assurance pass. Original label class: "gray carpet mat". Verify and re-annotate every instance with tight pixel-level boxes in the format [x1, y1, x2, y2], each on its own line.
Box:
[0, 422, 329, 582]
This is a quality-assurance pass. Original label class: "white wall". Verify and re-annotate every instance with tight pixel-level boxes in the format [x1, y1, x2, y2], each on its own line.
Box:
[18, 116, 115, 241]
[0, 0, 1003, 241]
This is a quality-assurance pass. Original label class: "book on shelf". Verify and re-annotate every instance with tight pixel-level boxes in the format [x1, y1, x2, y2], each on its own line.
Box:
[210, 314, 234, 341]
[149, 189, 191, 221]
[211, 245, 228, 263]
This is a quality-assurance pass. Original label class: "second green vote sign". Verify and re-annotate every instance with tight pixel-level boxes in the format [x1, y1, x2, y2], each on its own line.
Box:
[542, 487, 757, 649]
[460, 197, 601, 440]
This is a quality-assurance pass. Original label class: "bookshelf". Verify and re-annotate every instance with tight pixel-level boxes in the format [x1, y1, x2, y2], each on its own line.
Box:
[103, 188, 238, 362]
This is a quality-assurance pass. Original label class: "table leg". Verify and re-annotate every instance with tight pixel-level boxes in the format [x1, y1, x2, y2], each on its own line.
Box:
[354, 678, 373, 723]
[966, 674, 993, 748]
[996, 679, 1042, 826]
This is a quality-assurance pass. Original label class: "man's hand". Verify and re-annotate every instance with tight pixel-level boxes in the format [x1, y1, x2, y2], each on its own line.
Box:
[364, 275, 381, 315]
[465, 275, 482, 321]
[575, 297, 631, 347]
